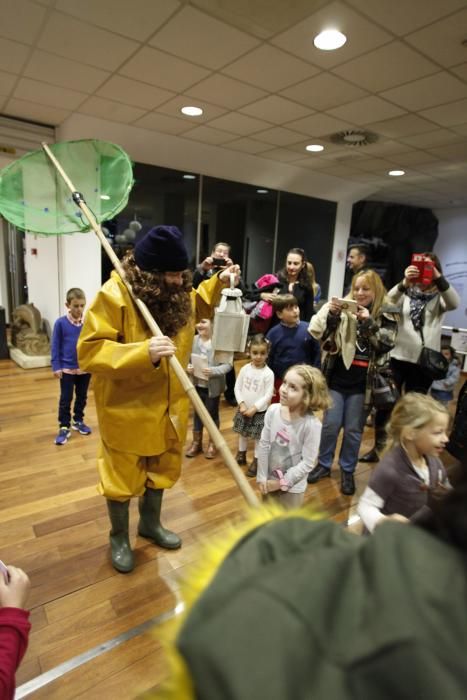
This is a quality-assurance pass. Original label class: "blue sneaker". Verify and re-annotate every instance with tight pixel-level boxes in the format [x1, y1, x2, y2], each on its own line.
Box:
[55, 426, 71, 445]
[72, 421, 92, 435]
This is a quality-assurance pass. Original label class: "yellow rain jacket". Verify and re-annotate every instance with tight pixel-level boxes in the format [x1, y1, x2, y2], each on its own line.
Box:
[77, 271, 224, 460]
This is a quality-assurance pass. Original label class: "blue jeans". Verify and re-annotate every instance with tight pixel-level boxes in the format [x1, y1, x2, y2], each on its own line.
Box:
[193, 386, 220, 432]
[318, 390, 367, 474]
[58, 373, 91, 426]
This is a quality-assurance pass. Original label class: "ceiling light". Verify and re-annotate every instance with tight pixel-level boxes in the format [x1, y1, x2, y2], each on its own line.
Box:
[306, 144, 324, 152]
[183, 174, 196, 179]
[313, 29, 347, 51]
[100, 194, 110, 200]
[388, 170, 405, 177]
[181, 106, 203, 116]
[257, 189, 268, 194]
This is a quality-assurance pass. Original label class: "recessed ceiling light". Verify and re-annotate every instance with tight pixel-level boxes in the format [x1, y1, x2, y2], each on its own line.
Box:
[388, 170, 405, 177]
[313, 29, 347, 51]
[257, 189, 268, 194]
[181, 105, 203, 116]
[306, 144, 324, 152]
[100, 194, 110, 200]
[183, 174, 196, 180]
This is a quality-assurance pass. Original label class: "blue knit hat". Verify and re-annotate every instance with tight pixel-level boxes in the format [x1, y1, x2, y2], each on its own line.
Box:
[134, 225, 189, 272]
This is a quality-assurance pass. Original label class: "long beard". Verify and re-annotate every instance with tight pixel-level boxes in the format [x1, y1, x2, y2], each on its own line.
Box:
[143, 279, 193, 338]
[122, 253, 193, 338]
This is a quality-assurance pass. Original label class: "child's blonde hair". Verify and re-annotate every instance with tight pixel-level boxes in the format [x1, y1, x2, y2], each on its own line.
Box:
[386, 392, 449, 450]
[285, 364, 331, 414]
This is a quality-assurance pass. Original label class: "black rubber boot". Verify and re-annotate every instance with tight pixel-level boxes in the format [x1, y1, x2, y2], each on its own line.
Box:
[359, 427, 387, 463]
[106, 499, 134, 573]
[137, 489, 181, 550]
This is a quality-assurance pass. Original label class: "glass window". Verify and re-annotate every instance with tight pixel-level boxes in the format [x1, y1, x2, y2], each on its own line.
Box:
[276, 191, 337, 298]
[202, 176, 277, 285]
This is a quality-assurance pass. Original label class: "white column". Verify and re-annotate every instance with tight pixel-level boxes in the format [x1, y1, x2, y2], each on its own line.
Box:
[327, 200, 353, 299]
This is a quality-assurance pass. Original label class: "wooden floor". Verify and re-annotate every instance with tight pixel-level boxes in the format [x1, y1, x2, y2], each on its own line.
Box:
[0, 358, 461, 698]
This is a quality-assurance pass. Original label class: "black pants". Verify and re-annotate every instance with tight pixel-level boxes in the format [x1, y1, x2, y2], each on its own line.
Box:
[390, 358, 433, 395]
[224, 366, 236, 400]
[58, 373, 91, 427]
[193, 386, 220, 432]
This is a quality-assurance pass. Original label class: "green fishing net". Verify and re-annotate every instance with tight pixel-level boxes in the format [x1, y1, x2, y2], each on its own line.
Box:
[0, 139, 133, 235]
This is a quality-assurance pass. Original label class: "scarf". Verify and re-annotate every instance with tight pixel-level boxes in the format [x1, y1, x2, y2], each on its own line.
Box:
[407, 287, 437, 332]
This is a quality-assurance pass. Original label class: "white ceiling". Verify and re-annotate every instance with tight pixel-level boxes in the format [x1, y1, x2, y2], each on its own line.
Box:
[1, 0, 467, 208]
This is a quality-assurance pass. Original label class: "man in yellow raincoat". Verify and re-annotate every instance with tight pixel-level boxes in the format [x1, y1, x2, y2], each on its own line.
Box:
[78, 225, 239, 573]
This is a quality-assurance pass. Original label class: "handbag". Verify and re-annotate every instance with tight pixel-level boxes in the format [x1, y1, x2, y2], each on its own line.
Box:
[418, 346, 448, 381]
[417, 327, 448, 380]
[372, 370, 399, 409]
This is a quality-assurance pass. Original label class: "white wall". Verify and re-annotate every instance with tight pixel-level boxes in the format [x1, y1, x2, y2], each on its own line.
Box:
[327, 200, 353, 299]
[59, 231, 102, 313]
[433, 207, 467, 330]
[24, 232, 60, 336]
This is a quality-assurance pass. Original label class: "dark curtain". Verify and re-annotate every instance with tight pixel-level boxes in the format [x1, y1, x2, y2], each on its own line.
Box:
[350, 201, 438, 289]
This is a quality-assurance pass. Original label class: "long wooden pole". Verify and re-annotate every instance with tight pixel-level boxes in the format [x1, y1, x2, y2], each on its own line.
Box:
[42, 142, 260, 508]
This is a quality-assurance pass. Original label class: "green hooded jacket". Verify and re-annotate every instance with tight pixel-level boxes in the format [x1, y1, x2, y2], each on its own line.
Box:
[176, 519, 467, 699]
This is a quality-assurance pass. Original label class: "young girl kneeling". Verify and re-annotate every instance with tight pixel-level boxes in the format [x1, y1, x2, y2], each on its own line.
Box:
[358, 393, 450, 532]
[257, 364, 331, 508]
[233, 335, 275, 476]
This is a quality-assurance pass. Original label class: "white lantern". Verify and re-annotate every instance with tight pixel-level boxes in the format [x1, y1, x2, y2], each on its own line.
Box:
[212, 275, 249, 362]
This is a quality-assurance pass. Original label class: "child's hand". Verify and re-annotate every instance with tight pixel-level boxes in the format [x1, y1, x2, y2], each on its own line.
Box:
[257, 480, 281, 495]
[244, 406, 257, 418]
[0, 566, 30, 609]
[54, 370, 63, 378]
[239, 402, 247, 414]
[202, 367, 212, 378]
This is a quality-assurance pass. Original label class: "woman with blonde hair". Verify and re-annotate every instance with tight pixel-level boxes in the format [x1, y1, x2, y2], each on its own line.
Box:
[307, 270, 398, 495]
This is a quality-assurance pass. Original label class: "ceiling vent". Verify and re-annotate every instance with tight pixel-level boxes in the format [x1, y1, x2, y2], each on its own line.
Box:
[327, 129, 379, 147]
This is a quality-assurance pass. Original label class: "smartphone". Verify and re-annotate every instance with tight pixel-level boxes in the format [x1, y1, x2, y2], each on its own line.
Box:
[0, 560, 9, 584]
[411, 254, 434, 285]
[332, 297, 359, 314]
[212, 257, 226, 267]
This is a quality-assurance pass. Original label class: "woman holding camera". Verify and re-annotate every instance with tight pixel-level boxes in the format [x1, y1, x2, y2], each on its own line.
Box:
[388, 253, 459, 395]
[307, 270, 398, 495]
